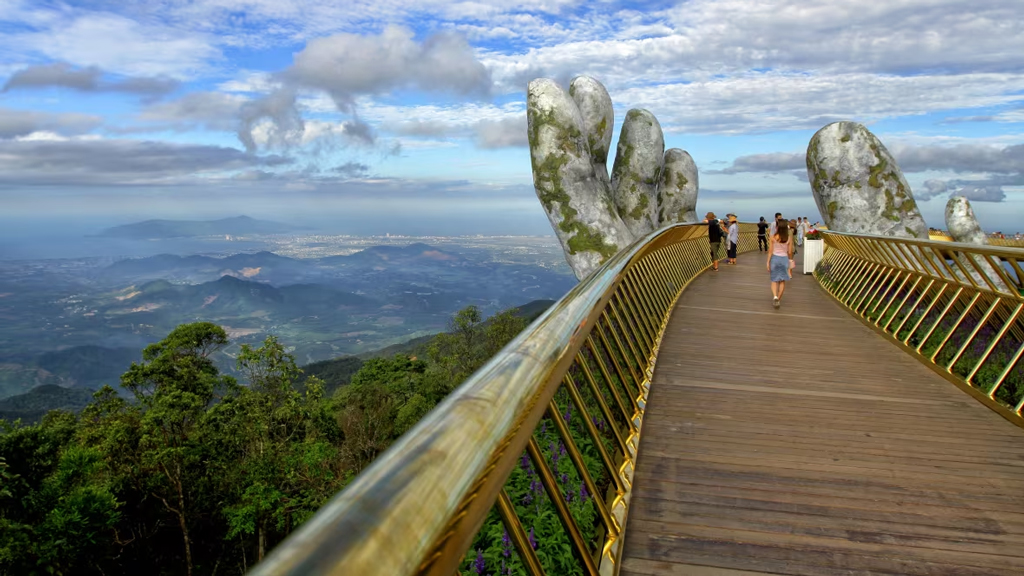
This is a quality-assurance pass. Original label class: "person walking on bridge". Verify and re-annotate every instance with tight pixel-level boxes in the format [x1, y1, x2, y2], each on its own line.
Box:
[768, 218, 793, 308]
[704, 212, 724, 271]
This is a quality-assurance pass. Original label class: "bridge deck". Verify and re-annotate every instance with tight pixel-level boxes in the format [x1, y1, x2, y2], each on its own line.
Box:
[621, 250, 1024, 575]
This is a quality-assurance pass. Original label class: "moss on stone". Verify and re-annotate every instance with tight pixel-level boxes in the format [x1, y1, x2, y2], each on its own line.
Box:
[867, 143, 888, 189]
[840, 134, 851, 143]
[827, 201, 839, 221]
[566, 222, 617, 258]
[905, 226, 918, 237]
[611, 143, 635, 183]
[588, 116, 609, 160]
[528, 102, 614, 260]
[627, 192, 649, 220]
[603, 196, 617, 218]
[807, 137, 825, 192]
[882, 190, 901, 221]
[830, 169, 842, 187]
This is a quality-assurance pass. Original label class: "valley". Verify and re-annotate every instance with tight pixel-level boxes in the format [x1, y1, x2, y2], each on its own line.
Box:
[0, 234, 575, 399]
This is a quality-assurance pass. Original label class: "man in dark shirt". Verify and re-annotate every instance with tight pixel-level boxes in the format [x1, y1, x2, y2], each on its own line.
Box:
[705, 211, 724, 270]
[757, 216, 769, 252]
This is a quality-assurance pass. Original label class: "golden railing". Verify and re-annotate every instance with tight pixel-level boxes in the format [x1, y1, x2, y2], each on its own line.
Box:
[992, 238, 1024, 249]
[814, 231, 1024, 426]
[929, 232, 1024, 249]
[250, 223, 761, 576]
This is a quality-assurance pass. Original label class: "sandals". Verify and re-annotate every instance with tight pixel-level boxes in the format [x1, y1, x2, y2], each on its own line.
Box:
[773, 297, 780, 308]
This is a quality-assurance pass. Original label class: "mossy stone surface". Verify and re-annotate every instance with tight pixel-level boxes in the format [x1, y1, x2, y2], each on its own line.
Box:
[945, 196, 987, 245]
[569, 76, 614, 186]
[806, 121, 927, 238]
[611, 108, 664, 238]
[659, 148, 698, 224]
[527, 76, 703, 280]
[527, 78, 634, 280]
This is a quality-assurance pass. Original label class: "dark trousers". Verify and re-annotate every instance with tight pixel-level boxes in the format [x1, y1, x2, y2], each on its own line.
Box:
[757, 235, 768, 251]
[727, 241, 737, 259]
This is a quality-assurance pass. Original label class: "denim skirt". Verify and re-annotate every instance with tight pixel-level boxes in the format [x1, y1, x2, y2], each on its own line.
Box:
[770, 255, 789, 282]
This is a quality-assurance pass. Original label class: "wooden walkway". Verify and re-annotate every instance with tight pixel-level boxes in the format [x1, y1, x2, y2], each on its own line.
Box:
[620, 249, 1024, 575]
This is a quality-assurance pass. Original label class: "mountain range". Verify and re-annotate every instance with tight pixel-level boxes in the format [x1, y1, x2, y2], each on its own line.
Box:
[96, 215, 304, 239]
[0, 241, 575, 401]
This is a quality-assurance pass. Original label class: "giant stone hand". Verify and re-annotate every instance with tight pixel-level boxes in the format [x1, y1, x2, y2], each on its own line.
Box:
[528, 76, 699, 280]
[806, 122, 927, 238]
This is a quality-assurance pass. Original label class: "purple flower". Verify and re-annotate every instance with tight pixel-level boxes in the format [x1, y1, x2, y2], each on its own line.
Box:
[560, 472, 569, 484]
[528, 527, 537, 550]
[565, 490, 573, 504]
[563, 404, 573, 423]
[559, 442, 566, 457]
[474, 549, 486, 575]
[520, 453, 533, 476]
[580, 482, 590, 501]
[540, 421, 547, 434]
[502, 530, 512, 558]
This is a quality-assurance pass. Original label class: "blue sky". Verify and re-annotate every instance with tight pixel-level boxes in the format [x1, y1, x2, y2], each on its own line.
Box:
[1, 0, 1023, 235]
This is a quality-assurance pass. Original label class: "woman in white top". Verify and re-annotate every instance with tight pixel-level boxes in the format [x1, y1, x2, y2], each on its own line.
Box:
[726, 215, 739, 264]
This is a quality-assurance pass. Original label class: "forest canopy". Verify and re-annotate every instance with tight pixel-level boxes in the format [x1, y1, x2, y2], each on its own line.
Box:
[0, 305, 528, 576]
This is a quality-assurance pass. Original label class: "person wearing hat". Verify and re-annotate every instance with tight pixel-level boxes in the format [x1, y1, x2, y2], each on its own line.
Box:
[726, 215, 739, 264]
[703, 212, 725, 271]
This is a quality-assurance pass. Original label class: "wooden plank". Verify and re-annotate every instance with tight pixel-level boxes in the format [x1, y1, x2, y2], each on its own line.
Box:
[621, 251, 1024, 574]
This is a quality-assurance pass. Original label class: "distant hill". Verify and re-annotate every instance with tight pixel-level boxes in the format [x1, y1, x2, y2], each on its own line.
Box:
[0, 384, 96, 424]
[97, 215, 303, 239]
[320, 243, 465, 268]
[113, 275, 377, 317]
[35, 345, 139, 389]
[101, 251, 314, 285]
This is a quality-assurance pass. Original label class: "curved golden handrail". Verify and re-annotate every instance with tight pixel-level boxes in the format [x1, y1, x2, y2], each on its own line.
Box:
[815, 230, 1024, 427]
[250, 222, 761, 576]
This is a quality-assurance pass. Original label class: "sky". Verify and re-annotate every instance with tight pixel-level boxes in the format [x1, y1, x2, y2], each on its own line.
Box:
[1, 0, 1023, 239]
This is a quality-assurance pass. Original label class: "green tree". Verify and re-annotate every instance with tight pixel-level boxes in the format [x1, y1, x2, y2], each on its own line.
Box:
[118, 322, 236, 576]
[216, 336, 344, 564]
[0, 412, 120, 575]
[428, 305, 485, 385]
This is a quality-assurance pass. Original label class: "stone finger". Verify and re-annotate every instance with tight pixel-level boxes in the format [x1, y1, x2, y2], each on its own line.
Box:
[527, 78, 634, 280]
[569, 76, 614, 186]
[807, 121, 927, 238]
[945, 196, 1007, 291]
[611, 109, 664, 238]
[658, 148, 699, 225]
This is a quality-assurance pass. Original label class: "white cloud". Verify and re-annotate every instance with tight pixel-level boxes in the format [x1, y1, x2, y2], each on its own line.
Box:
[5, 12, 220, 79]
[613, 72, 1024, 135]
[284, 25, 491, 110]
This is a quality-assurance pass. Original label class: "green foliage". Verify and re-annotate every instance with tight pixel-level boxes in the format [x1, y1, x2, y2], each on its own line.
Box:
[1, 304, 532, 575]
[301, 355, 364, 395]
[0, 385, 96, 425]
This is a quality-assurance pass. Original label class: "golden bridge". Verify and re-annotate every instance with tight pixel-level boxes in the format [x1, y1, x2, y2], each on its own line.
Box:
[251, 224, 1024, 576]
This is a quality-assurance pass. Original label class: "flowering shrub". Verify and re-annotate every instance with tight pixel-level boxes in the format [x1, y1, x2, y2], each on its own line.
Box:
[805, 229, 823, 240]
